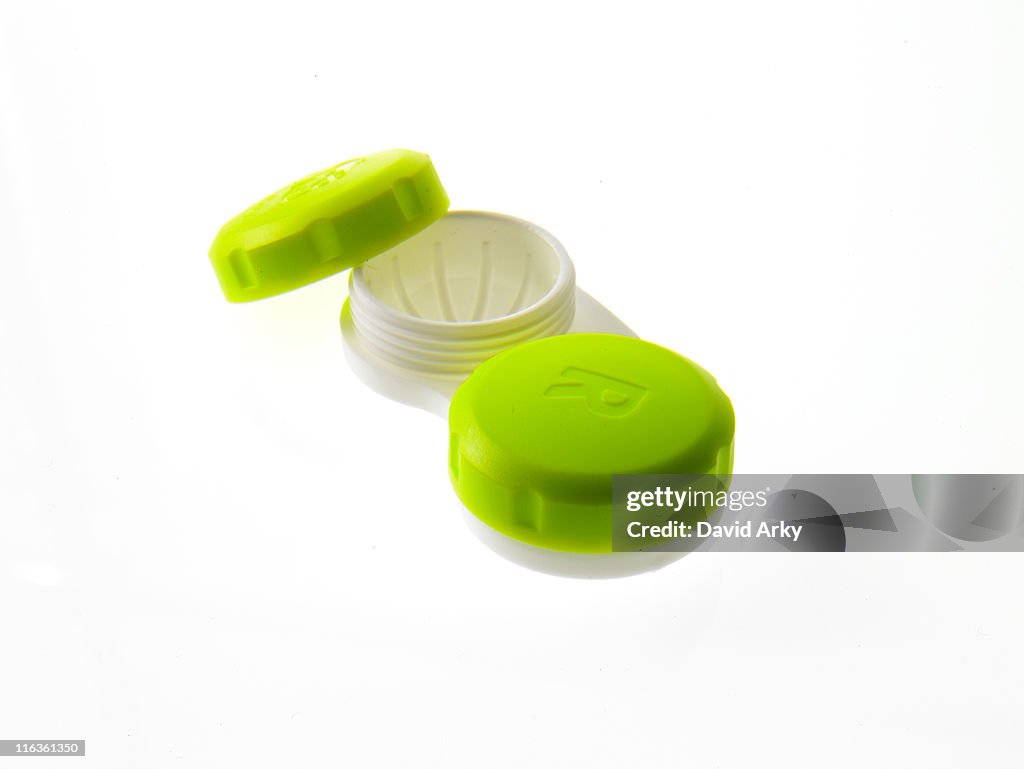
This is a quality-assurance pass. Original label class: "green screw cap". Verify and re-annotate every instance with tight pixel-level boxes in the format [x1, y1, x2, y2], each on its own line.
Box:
[209, 149, 449, 302]
[449, 333, 735, 553]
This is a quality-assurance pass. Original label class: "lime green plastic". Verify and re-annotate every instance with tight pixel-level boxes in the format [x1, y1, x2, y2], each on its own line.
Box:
[449, 333, 735, 553]
[209, 149, 449, 302]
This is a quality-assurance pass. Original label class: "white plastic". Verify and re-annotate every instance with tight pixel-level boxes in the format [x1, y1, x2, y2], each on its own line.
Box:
[461, 506, 689, 579]
[342, 211, 635, 416]
[341, 210, 659, 578]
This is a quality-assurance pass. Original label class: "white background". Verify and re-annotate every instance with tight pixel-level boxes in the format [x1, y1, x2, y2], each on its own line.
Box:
[1, 1, 1023, 766]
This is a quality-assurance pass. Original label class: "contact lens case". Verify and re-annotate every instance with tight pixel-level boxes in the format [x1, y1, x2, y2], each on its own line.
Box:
[210, 150, 735, 577]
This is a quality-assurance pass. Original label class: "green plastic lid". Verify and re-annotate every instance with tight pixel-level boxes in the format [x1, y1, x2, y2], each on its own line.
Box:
[449, 333, 735, 553]
[209, 149, 449, 302]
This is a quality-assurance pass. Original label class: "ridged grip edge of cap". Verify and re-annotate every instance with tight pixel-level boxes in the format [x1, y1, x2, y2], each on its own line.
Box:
[209, 149, 450, 302]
